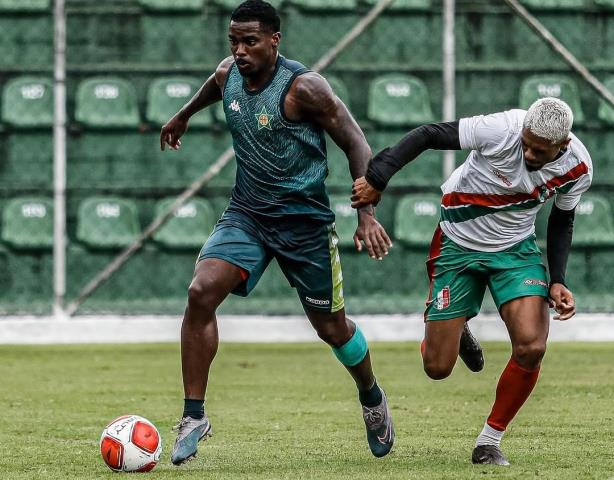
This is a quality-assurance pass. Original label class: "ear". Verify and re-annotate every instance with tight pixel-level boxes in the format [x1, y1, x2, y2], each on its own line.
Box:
[271, 32, 281, 48]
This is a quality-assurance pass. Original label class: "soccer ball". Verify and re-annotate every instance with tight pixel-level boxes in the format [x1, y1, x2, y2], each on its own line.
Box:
[100, 415, 162, 472]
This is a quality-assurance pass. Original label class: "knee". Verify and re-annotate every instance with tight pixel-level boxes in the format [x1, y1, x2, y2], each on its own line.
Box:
[423, 357, 454, 380]
[187, 277, 221, 315]
[316, 322, 351, 348]
[513, 341, 547, 369]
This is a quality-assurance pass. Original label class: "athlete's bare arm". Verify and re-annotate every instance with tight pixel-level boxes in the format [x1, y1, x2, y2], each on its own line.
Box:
[284, 72, 392, 259]
[160, 57, 234, 151]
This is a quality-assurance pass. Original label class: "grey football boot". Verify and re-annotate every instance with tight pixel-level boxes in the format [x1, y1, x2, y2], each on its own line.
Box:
[472, 444, 510, 466]
[459, 322, 484, 372]
[362, 388, 395, 457]
[171, 414, 213, 465]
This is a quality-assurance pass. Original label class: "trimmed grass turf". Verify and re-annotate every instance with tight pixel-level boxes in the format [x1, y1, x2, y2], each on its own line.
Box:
[0, 342, 613, 479]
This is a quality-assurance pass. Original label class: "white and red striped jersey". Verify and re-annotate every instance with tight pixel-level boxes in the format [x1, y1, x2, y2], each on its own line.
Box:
[440, 109, 593, 252]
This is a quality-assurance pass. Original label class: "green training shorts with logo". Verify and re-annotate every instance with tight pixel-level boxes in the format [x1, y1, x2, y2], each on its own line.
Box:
[198, 207, 344, 313]
[424, 227, 549, 321]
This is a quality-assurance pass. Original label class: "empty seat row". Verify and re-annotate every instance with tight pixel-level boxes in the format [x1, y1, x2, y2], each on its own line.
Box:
[0, 74, 433, 129]
[6, 193, 613, 253]
[1, 197, 215, 251]
[3, 73, 614, 130]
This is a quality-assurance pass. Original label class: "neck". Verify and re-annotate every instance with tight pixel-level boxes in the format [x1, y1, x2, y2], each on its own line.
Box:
[244, 53, 279, 91]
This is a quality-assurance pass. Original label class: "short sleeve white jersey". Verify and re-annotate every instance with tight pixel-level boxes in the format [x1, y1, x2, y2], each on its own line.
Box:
[439, 109, 593, 252]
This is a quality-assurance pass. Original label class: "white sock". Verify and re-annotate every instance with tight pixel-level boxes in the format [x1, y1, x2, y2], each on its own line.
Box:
[475, 422, 504, 447]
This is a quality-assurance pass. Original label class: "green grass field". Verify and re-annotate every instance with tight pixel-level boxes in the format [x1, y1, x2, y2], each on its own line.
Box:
[0, 341, 613, 479]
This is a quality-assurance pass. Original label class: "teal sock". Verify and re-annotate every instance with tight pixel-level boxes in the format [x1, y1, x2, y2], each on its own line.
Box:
[183, 398, 204, 420]
[359, 380, 382, 408]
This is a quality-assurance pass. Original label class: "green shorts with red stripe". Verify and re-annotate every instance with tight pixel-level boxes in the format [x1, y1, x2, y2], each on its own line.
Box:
[424, 227, 549, 321]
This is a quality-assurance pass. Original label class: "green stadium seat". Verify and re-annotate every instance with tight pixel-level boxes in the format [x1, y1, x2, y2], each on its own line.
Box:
[1, 197, 53, 250]
[329, 195, 358, 248]
[368, 74, 434, 127]
[0, 0, 49, 11]
[75, 77, 140, 128]
[519, 0, 585, 9]
[570, 194, 614, 247]
[153, 198, 215, 249]
[287, 0, 356, 10]
[394, 194, 441, 247]
[2, 77, 53, 128]
[597, 77, 614, 126]
[146, 77, 213, 128]
[138, 0, 203, 11]
[326, 75, 351, 108]
[518, 75, 585, 125]
[362, 0, 431, 9]
[76, 197, 141, 249]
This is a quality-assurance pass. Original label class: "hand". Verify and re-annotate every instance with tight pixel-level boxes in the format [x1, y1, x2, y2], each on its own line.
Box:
[160, 114, 188, 151]
[549, 283, 576, 320]
[351, 176, 381, 209]
[353, 208, 393, 260]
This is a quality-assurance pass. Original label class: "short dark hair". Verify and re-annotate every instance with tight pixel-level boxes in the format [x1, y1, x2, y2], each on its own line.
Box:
[231, 1, 281, 33]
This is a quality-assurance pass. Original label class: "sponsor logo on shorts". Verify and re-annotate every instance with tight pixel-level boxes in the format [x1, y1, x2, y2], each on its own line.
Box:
[305, 296, 330, 306]
[435, 286, 450, 310]
[524, 279, 548, 287]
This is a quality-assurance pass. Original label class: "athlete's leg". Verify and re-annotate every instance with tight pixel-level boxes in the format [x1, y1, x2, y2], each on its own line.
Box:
[305, 307, 394, 458]
[182, 258, 245, 401]
[173, 216, 270, 465]
[488, 296, 548, 431]
[473, 295, 548, 466]
[422, 317, 466, 380]
[305, 308, 374, 390]
[423, 228, 486, 378]
[171, 258, 245, 466]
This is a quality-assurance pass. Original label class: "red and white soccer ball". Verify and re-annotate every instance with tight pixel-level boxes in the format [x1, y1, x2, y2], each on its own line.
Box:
[100, 415, 162, 473]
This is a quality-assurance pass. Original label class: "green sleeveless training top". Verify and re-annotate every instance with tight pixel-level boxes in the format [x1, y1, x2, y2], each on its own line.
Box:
[222, 55, 333, 223]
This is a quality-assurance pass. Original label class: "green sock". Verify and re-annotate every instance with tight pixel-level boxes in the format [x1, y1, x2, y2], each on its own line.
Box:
[183, 398, 204, 420]
[359, 380, 382, 408]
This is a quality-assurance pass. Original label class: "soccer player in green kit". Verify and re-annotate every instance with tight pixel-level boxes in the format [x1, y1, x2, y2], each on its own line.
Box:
[160, 0, 394, 465]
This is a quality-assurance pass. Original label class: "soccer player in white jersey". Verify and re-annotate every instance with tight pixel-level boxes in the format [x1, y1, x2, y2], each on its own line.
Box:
[350, 98, 593, 465]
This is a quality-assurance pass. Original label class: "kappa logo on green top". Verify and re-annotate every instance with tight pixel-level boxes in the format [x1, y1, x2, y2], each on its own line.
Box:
[255, 106, 273, 130]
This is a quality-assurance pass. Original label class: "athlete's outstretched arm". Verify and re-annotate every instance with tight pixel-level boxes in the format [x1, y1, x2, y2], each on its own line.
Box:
[547, 204, 576, 320]
[160, 57, 233, 151]
[285, 72, 391, 259]
[351, 122, 461, 208]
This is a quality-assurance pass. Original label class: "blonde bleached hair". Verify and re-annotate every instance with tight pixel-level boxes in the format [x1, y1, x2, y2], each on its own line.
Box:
[523, 97, 573, 144]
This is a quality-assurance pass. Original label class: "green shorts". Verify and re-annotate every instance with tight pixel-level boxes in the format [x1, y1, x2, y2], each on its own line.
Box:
[198, 207, 344, 313]
[424, 227, 549, 321]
